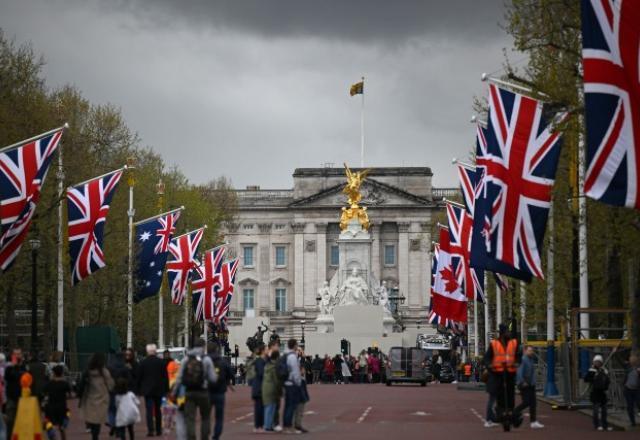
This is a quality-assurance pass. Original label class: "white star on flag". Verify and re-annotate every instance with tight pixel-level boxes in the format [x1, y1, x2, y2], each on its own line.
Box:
[139, 231, 151, 241]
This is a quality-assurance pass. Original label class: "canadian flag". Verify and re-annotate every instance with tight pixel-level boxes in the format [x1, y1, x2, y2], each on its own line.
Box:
[432, 227, 468, 323]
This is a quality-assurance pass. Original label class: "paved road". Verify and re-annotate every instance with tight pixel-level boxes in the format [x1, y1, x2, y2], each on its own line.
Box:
[64, 382, 637, 439]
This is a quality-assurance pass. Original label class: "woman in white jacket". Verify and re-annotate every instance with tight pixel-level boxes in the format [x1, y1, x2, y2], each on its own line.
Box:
[114, 378, 141, 440]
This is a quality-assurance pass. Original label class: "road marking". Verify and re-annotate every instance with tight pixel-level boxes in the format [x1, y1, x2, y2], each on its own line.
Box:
[231, 412, 253, 424]
[411, 411, 432, 416]
[470, 408, 486, 423]
[357, 406, 372, 424]
[304, 410, 317, 415]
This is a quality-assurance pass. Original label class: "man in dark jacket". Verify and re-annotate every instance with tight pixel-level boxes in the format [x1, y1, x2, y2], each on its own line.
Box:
[136, 344, 169, 436]
[311, 355, 323, 384]
[208, 343, 234, 440]
[584, 354, 612, 431]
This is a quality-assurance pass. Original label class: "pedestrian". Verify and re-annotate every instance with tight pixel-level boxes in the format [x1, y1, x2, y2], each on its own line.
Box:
[266, 339, 283, 431]
[262, 350, 280, 432]
[208, 342, 234, 440]
[333, 354, 344, 384]
[484, 324, 520, 427]
[26, 351, 49, 401]
[623, 354, 639, 427]
[358, 351, 368, 383]
[341, 357, 352, 384]
[514, 346, 544, 429]
[43, 365, 71, 440]
[114, 377, 140, 440]
[173, 340, 217, 440]
[164, 350, 180, 389]
[483, 364, 498, 428]
[323, 355, 334, 384]
[80, 353, 115, 440]
[311, 355, 323, 384]
[123, 348, 138, 391]
[136, 343, 169, 437]
[585, 354, 612, 431]
[4, 348, 27, 437]
[283, 339, 302, 434]
[250, 344, 266, 433]
[237, 364, 246, 385]
[294, 363, 310, 433]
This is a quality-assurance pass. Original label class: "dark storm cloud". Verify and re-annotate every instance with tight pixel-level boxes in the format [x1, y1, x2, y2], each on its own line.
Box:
[111, 0, 506, 42]
[0, 0, 515, 189]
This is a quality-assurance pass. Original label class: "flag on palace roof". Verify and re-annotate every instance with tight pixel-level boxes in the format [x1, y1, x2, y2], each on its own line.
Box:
[581, 0, 640, 209]
[350, 80, 364, 96]
[167, 227, 204, 305]
[0, 127, 63, 271]
[67, 169, 123, 285]
[134, 210, 181, 302]
[470, 84, 566, 281]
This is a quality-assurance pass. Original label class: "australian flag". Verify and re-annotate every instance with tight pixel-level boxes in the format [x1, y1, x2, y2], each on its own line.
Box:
[134, 210, 181, 302]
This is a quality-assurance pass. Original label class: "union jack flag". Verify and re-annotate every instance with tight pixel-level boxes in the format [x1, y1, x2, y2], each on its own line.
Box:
[446, 202, 484, 302]
[0, 128, 63, 271]
[471, 84, 566, 280]
[581, 0, 640, 208]
[167, 228, 204, 305]
[456, 163, 480, 214]
[191, 246, 226, 322]
[67, 169, 123, 285]
[211, 259, 239, 324]
[154, 211, 180, 254]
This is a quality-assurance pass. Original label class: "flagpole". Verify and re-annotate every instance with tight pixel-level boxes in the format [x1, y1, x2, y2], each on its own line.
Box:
[184, 288, 190, 348]
[545, 202, 559, 396]
[578, 121, 590, 338]
[133, 206, 184, 226]
[126, 162, 136, 348]
[56, 140, 65, 353]
[520, 281, 526, 343]
[473, 298, 479, 357]
[69, 166, 127, 188]
[483, 273, 490, 351]
[496, 282, 502, 330]
[157, 179, 165, 350]
[203, 319, 208, 347]
[360, 76, 365, 168]
[0, 124, 68, 153]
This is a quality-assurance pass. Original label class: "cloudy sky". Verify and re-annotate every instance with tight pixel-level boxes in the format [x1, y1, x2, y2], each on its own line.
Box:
[1, 0, 517, 189]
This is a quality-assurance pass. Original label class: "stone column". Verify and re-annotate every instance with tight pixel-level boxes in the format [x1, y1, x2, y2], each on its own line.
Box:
[370, 221, 381, 283]
[257, 223, 272, 313]
[398, 222, 410, 309]
[292, 222, 306, 311]
[418, 222, 431, 309]
[316, 222, 328, 288]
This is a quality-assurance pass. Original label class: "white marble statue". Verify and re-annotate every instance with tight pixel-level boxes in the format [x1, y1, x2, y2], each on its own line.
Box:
[377, 281, 392, 315]
[318, 281, 334, 315]
[338, 268, 369, 306]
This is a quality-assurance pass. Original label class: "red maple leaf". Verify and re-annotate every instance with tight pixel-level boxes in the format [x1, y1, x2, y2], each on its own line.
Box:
[439, 266, 459, 293]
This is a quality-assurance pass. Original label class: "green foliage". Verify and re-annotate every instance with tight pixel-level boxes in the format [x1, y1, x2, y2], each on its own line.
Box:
[0, 30, 236, 353]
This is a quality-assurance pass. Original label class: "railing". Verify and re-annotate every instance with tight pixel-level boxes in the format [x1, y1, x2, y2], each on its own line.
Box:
[432, 187, 460, 199]
[236, 190, 293, 200]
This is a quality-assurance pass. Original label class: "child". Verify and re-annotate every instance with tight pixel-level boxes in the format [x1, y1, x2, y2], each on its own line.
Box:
[114, 378, 140, 439]
[43, 365, 71, 440]
[294, 364, 310, 433]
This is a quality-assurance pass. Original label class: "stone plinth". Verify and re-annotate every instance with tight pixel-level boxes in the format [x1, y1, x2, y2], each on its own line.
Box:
[227, 316, 270, 359]
[337, 219, 372, 282]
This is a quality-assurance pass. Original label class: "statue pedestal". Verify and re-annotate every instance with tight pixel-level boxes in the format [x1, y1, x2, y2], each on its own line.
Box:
[337, 219, 373, 285]
[313, 314, 334, 333]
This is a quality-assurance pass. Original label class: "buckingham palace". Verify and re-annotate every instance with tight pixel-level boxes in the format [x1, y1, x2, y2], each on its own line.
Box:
[221, 165, 456, 347]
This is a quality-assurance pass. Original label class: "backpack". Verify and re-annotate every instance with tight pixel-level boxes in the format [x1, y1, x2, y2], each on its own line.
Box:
[182, 355, 204, 390]
[592, 369, 610, 391]
[246, 357, 257, 384]
[209, 356, 227, 393]
[277, 353, 292, 382]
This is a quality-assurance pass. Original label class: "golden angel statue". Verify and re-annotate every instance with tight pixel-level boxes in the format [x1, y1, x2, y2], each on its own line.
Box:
[340, 163, 371, 231]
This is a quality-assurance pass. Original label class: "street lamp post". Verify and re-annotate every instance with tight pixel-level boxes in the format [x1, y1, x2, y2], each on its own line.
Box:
[30, 238, 41, 353]
[300, 320, 306, 350]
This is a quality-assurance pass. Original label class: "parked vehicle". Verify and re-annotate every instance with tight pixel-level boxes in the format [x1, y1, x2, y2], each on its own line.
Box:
[385, 347, 428, 386]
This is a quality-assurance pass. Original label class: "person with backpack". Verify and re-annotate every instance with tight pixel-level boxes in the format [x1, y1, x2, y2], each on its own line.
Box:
[262, 350, 280, 432]
[250, 344, 267, 433]
[282, 339, 302, 434]
[584, 354, 612, 431]
[136, 344, 169, 437]
[173, 340, 217, 440]
[207, 342, 234, 440]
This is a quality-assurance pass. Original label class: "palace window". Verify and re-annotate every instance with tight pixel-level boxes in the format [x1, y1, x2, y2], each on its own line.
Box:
[330, 245, 339, 266]
[384, 244, 396, 266]
[275, 246, 286, 267]
[275, 288, 287, 312]
[243, 288, 255, 310]
[243, 246, 254, 267]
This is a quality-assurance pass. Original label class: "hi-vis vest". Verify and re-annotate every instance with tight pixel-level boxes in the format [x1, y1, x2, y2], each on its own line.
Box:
[490, 339, 518, 373]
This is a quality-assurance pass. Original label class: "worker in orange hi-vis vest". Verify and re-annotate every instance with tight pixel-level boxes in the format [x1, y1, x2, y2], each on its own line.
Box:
[484, 323, 522, 430]
[11, 372, 44, 439]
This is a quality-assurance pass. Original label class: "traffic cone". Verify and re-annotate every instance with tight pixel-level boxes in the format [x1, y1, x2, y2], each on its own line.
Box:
[11, 373, 44, 440]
